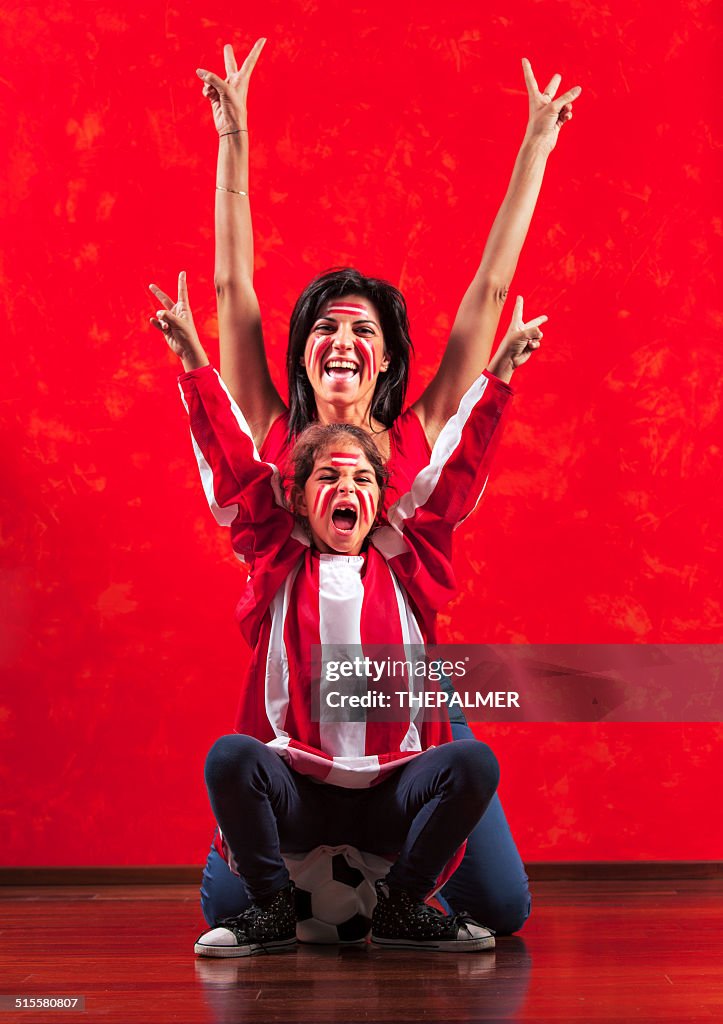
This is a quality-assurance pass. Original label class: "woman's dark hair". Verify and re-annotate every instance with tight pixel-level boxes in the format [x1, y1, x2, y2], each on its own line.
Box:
[286, 267, 414, 439]
[288, 422, 388, 526]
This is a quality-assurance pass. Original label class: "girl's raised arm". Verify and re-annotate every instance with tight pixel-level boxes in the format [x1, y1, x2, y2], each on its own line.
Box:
[412, 59, 580, 445]
[197, 39, 286, 447]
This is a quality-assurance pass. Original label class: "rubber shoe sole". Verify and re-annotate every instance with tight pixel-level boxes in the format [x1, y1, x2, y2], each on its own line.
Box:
[194, 929, 297, 958]
[371, 933, 495, 953]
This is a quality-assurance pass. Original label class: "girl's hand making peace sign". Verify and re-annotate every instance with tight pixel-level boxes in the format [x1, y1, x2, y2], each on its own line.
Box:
[149, 272, 209, 371]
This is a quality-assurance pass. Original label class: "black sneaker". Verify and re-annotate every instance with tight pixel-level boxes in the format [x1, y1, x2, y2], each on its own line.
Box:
[194, 882, 297, 958]
[371, 880, 495, 952]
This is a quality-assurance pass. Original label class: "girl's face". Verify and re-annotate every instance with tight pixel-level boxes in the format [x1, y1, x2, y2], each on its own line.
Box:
[301, 295, 389, 407]
[297, 442, 380, 555]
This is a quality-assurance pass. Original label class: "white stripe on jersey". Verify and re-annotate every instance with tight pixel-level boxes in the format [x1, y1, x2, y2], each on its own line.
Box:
[318, 555, 367, 758]
[388, 373, 491, 532]
[179, 386, 240, 530]
[264, 562, 303, 739]
[387, 572, 424, 752]
[181, 368, 287, 518]
[214, 372, 288, 510]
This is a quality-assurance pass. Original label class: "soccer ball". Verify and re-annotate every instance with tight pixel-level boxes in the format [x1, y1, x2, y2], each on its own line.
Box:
[283, 845, 391, 944]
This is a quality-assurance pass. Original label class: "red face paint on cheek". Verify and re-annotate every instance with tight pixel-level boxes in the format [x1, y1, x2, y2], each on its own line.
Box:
[312, 483, 335, 519]
[309, 334, 328, 378]
[355, 337, 377, 380]
[324, 304, 378, 382]
[319, 486, 335, 518]
[358, 488, 375, 525]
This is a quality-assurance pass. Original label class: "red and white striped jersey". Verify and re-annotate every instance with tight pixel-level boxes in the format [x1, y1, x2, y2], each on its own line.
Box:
[179, 365, 512, 788]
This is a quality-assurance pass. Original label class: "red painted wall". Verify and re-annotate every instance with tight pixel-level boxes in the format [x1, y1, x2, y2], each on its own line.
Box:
[1, 0, 720, 866]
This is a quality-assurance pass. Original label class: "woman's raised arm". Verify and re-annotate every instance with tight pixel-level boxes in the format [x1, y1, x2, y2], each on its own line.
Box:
[412, 59, 581, 445]
[196, 39, 286, 447]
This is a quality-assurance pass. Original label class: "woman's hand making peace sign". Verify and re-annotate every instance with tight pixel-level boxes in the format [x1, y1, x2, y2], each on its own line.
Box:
[522, 58, 581, 155]
[196, 38, 266, 135]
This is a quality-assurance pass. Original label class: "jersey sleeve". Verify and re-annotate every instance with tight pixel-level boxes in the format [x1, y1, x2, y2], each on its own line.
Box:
[178, 364, 297, 566]
[373, 370, 513, 612]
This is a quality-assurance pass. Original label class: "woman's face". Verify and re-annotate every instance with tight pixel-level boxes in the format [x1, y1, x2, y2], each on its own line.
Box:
[301, 295, 390, 408]
[297, 441, 380, 555]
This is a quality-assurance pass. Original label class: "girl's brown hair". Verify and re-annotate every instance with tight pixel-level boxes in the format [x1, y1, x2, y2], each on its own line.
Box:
[288, 423, 388, 525]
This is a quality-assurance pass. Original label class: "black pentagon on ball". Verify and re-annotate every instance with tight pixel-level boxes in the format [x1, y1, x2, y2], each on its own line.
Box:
[331, 854, 365, 888]
[294, 887, 313, 921]
[336, 913, 372, 942]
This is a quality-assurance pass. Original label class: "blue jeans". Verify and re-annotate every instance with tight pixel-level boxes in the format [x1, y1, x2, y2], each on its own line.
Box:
[200, 724, 530, 934]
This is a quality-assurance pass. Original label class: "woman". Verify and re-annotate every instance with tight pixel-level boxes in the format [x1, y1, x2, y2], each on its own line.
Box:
[150, 39, 580, 933]
[155, 290, 541, 955]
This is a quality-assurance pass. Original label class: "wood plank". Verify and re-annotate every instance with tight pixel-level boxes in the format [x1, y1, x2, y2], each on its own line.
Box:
[0, 881, 721, 1023]
[1, 862, 721, 886]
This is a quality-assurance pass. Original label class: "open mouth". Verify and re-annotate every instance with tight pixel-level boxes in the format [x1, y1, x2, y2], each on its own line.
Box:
[324, 358, 359, 381]
[331, 505, 358, 533]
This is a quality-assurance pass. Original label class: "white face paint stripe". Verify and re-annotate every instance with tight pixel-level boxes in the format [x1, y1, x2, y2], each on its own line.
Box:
[330, 452, 359, 467]
[326, 304, 369, 316]
[309, 334, 330, 376]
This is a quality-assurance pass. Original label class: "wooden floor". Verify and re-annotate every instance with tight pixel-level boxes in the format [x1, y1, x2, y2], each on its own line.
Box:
[1, 880, 722, 1023]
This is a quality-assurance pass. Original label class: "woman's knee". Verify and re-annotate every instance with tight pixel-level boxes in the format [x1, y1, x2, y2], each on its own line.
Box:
[445, 878, 532, 935]
[483, 888, 532, 936]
